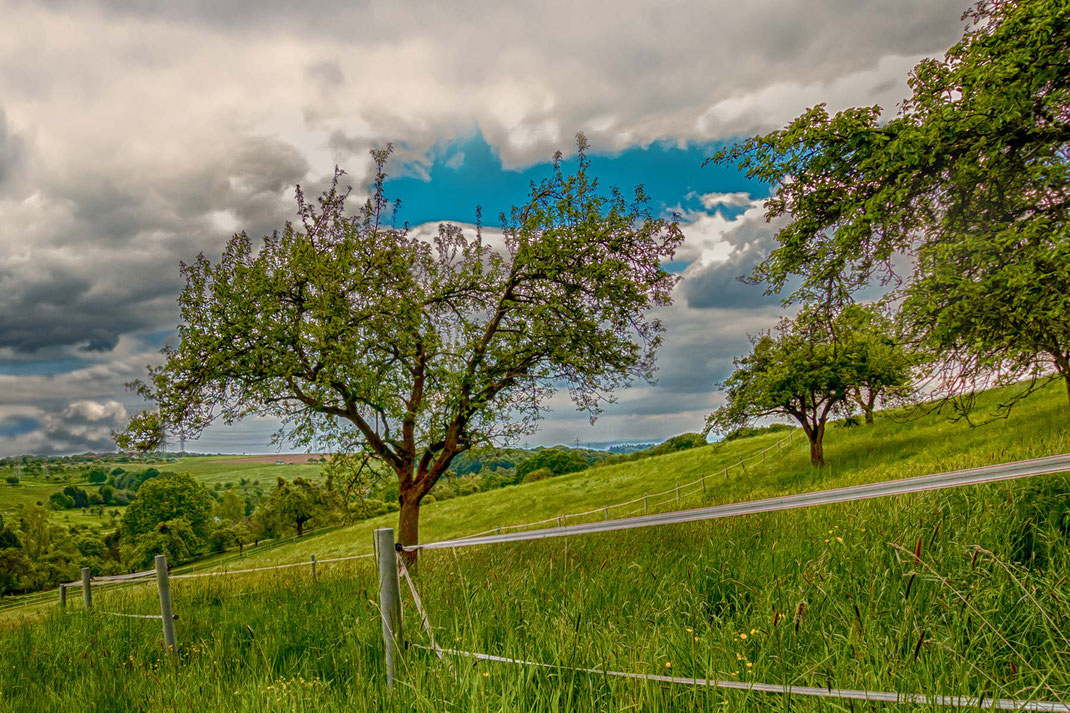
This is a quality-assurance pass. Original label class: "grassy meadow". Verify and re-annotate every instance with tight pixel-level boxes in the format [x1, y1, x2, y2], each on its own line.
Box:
[0, 382, 1068, 711]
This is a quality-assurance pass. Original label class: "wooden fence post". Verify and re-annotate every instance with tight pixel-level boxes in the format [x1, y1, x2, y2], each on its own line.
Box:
[643, 494, 648, 515]
[675, 484, 680, 503]
[310, 554, 317, 581]
[604, 506, 609, 521]
[374, 528, 403, 689]
[81, 568, 92, 611]
[59, 583, 66, 610]
[155, 555, 177, 654]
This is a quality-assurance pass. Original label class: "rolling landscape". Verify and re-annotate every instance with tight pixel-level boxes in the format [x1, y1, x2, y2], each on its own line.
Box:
[1, 0, 1067, 710]
[1, 382, 1068, 710]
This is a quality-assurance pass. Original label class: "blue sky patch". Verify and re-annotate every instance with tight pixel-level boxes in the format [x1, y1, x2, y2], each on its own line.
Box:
[382, 131, 770, 228]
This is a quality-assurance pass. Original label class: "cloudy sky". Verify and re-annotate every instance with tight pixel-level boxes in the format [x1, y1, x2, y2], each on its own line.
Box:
[0, 0, 968, 455]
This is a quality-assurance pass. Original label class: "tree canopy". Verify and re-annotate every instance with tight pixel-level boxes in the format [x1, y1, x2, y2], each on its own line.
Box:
[130, 136, 682, 551]
[121, 472, 213, 542]
[712, 0, 1070, 415]
[706, 305, 896, 466]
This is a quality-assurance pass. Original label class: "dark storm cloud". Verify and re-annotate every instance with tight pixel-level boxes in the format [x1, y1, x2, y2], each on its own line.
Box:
[0, 134, 309, 353]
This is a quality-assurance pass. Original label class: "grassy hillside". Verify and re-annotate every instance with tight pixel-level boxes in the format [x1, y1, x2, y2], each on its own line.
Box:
[1, 382, 1068, 711]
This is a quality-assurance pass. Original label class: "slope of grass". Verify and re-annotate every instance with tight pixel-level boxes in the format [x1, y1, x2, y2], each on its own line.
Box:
[1, 382, 1068, 712]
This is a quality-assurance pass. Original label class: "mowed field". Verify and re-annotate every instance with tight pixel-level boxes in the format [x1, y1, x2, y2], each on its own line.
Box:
[1, 382, 1068, 712]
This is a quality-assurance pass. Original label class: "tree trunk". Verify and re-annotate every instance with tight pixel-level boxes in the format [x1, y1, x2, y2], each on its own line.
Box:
[808, 422, 826, 467]
[296, 519, 304, 538]
[397, 487, 422, 566]
[809, 437, 824, 467]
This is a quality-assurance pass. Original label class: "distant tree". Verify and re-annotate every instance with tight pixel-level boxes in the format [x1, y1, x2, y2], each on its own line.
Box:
[706, 306, 862, 466]
[834, 304, 915, 424]
[86, 468, 107, 484]
[0, 548, 31, 594]
[16, 504, 64, 562]
[61, 486, 89, 509]
[121, 473, 213, 543]
[711, 0, 1070, 417]
[516, 449, 589, 479]
[255, 477, 329, 538]
[123, 518, 203, 569]
[48, 492, 76, 510]
[215, 488, 245, 526]
[124, 136, 682, 557]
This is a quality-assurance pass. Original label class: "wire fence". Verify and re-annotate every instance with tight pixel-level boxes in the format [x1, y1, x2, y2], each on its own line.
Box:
[383, 452, 1070, 711]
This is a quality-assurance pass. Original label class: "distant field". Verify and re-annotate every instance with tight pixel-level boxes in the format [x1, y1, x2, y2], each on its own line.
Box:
[0, 455, 326, 530]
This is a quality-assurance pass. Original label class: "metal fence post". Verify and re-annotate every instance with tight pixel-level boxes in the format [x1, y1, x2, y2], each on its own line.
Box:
[310, 554, 317, 581]
[374, 528, 403, 689]
[59, 583, 66, 610]
[155, 555, 177, 654]
[81, 567, 92, 611]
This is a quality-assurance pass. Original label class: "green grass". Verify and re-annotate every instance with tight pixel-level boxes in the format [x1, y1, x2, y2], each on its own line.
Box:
[1, 382, 1068, 711]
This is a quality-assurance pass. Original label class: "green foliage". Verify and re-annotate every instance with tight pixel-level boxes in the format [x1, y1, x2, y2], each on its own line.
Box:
[713, 0, 1070, 415]
[122, 517, 203, 569]
[516, 449, 589, 479]
[4, 475, 18, 485]
[723, 423, 793, 442]
[113, 410, 165, 454]
[254, 478, 330, 538]
[706, 306, 864, 466]
[86, 468, 107, 484]
[521, 467, 553, 484]
[133, 137, 682, 548]
[121, 473, 213, 542]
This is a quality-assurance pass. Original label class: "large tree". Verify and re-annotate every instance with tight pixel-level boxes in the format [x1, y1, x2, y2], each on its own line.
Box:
[711, 0, 1070, 415]
[130, 137, 681, 553]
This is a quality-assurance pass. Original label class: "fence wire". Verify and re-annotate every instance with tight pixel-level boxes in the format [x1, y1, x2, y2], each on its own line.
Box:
[406, 453, 1070, 551]
[417, 645, 1069, 712]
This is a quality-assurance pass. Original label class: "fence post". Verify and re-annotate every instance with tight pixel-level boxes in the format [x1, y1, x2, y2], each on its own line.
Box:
[59, 583, 67, 610]
[81, 567, 92, 611]
[374, 528, 403, 689]
[604, 506, 609, 522]
[643, 494, 648, 515]
[701, 475, 706, 491]
[558, 515, 564, 528]
[310, 554, 317, 581]
[724, 466, 729, 483]
[155, 555, 177, 654]
[676, 484, 680, 503]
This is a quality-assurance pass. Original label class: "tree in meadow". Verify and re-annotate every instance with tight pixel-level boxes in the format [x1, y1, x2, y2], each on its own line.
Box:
[121, 136, 682, 556]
